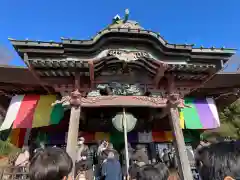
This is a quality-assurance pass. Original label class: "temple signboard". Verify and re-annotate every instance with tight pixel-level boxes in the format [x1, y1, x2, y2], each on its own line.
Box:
[108, 49, 151, 61]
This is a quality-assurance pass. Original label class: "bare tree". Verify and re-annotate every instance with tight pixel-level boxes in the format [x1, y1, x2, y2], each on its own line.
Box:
[0, 45, 13, 65]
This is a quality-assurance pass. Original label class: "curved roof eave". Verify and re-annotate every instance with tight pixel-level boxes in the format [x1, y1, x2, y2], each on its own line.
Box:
[61, 28, 236, 54]
[8, 28, 236, 60]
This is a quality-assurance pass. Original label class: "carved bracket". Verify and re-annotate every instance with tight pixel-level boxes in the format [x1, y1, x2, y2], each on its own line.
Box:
[167, 93, 181, 108]
[167, 93, 191, 109]
[52, 89, 81, 109]
[156, 93, 191, 119]
[70, 89, 81, 107]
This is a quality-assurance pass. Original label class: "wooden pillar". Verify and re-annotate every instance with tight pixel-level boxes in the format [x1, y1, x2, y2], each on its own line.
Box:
[123, 108, 129, 178]
[88, 60, 95, 89]
[23, 128, 31, 146]
[66, 72, 81, 177]
[167, 75, 193, 180]
[66, 106, 81, 176]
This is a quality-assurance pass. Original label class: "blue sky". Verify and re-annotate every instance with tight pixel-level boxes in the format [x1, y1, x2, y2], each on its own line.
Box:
[0, 0, 239, 71]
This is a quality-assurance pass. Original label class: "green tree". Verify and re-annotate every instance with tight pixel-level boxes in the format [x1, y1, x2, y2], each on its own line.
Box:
[0, 139, 19, 156]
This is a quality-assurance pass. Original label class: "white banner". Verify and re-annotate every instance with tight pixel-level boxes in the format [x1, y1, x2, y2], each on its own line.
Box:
[138, 131, 153, 143]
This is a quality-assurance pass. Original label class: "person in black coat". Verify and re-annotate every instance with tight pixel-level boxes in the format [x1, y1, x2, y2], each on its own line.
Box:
[132, 144, 149, 167]
[75, 137, 93, 180]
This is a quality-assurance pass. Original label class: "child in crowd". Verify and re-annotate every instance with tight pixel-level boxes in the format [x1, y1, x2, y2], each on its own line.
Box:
[29, 147, 73, 180]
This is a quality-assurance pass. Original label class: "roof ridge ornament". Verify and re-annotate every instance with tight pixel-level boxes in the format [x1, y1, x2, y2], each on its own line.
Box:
[109, 9, 143, 30]
[112, 9, 129, 24]
[113, 14, 121, 22]
[123, 9, 129, 23]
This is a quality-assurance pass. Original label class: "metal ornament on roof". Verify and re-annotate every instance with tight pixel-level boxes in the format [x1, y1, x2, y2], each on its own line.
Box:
[109, 20, 143, 30]
[112, 112, 137, 132]
[109, 9, 143, 30]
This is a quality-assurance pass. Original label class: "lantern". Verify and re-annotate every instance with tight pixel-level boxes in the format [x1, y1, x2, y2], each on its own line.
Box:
[112, 112, 137, 132]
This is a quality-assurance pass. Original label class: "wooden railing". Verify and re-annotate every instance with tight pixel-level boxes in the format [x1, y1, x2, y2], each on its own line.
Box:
[0, 166, 29, 180]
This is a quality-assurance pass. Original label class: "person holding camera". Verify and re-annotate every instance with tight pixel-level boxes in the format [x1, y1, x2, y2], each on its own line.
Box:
[76, 137, 93, 180]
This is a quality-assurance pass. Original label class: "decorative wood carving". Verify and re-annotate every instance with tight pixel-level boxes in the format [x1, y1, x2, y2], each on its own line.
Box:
[53, 95, 168, 108]
[133, 96, 166, 105]
[166, 75, 191, 109]
[81, 96, 117, 104]
[82, 96, 167, 107]
[93, 49, 158, 63]
[107, 49, 150, 62]
[52, 89, 81, 109]
[167, 93, 183, 108]
[70, 89, 81, 107]
[94, 83, 144, 96]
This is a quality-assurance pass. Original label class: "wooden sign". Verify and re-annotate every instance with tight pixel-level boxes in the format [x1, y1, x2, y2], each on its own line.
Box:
[108, 49, 150, 61]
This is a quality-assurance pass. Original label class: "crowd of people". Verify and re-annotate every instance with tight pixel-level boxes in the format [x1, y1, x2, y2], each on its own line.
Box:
[11, 138, 240, 180]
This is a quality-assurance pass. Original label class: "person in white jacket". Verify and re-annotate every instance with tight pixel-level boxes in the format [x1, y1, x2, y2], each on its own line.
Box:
[15, 146, 30, 179]
[15, 146, 30, 167]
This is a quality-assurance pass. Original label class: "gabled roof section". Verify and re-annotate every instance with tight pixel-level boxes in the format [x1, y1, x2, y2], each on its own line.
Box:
[190, 72, 240, 107]
[9, 10, 236, 61]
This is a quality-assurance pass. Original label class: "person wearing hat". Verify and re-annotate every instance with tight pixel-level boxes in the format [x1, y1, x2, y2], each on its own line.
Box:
[76, 137, 93, 180]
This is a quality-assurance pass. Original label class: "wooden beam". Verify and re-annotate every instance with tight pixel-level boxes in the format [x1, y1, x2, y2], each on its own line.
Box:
[88, 60, 95, 88]
[167, 75, 193, 180]
[33, 67, 88, 72]
[74, 72, 80, 90]
[24, 53, 51, 93]
[95, 75, 153, 84]
[41, 77, 74, 86]
[153, 63, 168, 88]
[19, 48, 63, 54]
[53, 85, 90, 94]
